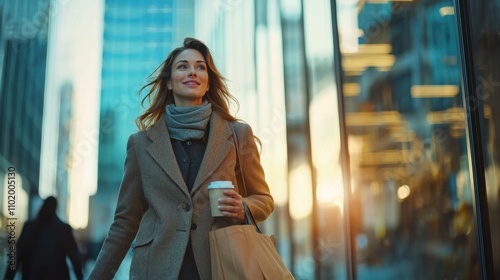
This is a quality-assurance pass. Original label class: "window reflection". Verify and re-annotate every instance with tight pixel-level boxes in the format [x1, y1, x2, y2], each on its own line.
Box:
[335, 0, 479, 278]
[303, 0, 348, 278]
[467, 0, 500, 277]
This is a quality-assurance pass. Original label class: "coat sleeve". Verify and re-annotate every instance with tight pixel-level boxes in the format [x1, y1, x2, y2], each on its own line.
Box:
[235, 123, 275, 223]
[88, 134, 148, 280]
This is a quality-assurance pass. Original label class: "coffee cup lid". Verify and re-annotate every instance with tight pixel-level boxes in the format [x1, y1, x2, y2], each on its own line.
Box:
[208, 181, 234, 189]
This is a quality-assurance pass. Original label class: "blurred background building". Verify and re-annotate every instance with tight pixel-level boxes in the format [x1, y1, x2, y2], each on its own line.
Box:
[90, 0, 195, 265]
[1, 0, 500, 279]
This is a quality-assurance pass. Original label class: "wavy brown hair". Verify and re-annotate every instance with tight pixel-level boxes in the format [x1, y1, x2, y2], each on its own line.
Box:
[136, 37, 238, 130]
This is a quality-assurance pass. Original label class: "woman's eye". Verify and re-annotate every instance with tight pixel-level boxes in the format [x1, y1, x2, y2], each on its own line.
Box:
[177, 64, 187, 69]
[197, 65, 206, 70]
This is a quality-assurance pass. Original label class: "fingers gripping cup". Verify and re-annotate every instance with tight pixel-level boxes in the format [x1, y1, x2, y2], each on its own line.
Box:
[208, 181, 234, 217]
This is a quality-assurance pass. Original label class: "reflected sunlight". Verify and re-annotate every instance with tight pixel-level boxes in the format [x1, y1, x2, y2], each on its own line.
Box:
[39, 0, 103, 229]
[439, 6, 455, 17]
[411, 85, 459, 98]
[308, 84, 345, 212]
[316, 169, 344, 212]
[396, 184, 411, 201]
[289, 164, 313, 220]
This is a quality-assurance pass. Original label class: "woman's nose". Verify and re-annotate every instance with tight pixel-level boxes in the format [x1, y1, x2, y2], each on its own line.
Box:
[188, 66, 196, 76]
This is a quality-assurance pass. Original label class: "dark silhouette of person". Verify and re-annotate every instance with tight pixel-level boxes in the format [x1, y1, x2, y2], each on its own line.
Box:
[4, 196, 83, 280]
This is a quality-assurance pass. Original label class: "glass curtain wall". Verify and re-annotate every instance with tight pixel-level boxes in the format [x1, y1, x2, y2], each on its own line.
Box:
[279, 0, 316, 278]
[330, 0, 480, 279]
[459, 0, 500, 277]
[193, 0, 500, 278]
[302, 0, 349, 279]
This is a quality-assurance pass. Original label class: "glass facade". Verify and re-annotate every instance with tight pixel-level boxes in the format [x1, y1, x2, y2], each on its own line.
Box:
[0, 0, 49, 199]
[201, 0, 499, 279]
[98, 0, 177, 191]
[460, 0, 500, 277]
[96, 0, 194, 195]
[0, 0, 49, 277]
[88, 0, 195, 275]
[334, 0, 477, 278]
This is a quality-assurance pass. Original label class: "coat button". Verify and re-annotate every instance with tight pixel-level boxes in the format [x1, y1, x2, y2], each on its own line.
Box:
[179, 203, 191, 211]
[191, 223, 197, 230]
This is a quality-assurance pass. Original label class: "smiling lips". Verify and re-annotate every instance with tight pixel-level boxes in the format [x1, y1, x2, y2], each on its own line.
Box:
[183, 80, 201, 86]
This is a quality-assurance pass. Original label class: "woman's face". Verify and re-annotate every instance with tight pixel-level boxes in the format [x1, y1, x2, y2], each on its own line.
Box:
[168, 49, 209, 107]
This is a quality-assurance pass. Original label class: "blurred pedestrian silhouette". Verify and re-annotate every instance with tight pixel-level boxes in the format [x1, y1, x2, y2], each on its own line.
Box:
[4, 196, 83, 280]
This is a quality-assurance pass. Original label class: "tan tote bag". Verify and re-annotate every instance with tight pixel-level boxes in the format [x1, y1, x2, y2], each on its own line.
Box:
[208, 122, 294, 280]
[209, 223, 294, 280]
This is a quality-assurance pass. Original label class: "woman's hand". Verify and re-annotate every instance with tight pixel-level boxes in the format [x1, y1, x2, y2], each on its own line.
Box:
[218, 189, 245, 222]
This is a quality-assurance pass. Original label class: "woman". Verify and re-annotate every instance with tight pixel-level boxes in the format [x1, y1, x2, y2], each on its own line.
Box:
[89, 37, 274, 279]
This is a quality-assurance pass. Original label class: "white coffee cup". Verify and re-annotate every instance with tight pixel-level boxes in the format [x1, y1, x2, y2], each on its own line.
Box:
[208, 181, 234, 217]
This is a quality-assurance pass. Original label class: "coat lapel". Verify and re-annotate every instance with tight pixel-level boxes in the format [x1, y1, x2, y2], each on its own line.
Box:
[146, 119, 191, 198]
[191, 114, 233, 194]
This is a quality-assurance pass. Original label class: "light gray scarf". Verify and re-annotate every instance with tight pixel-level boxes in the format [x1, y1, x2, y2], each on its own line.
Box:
[165, 101, 212, 141]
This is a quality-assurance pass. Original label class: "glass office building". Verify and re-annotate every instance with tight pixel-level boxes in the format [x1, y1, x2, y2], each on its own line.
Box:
[0, 0, 49, 276]
[98, 0, 179, 191]
[195, 0, 500, 279]
[0, 0, 48, 201]
[0, 0, 49, 223]
[89, 0, 195, 262]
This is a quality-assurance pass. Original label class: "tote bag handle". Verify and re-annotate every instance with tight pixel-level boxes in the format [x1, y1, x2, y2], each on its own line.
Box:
[229, 122, 262, 233]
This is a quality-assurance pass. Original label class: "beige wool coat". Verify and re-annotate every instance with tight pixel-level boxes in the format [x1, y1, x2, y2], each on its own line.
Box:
[88, 112, 274, 280]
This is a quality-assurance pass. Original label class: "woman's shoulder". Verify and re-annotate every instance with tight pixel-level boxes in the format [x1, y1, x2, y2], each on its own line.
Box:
[231, 120, 253, 133]
[130, 118, 165, 139]
[130, 128, 148, 137]
[127, 119, 167, 147]
[128, 129, 147, 141]
[125, 128, 150, 148]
